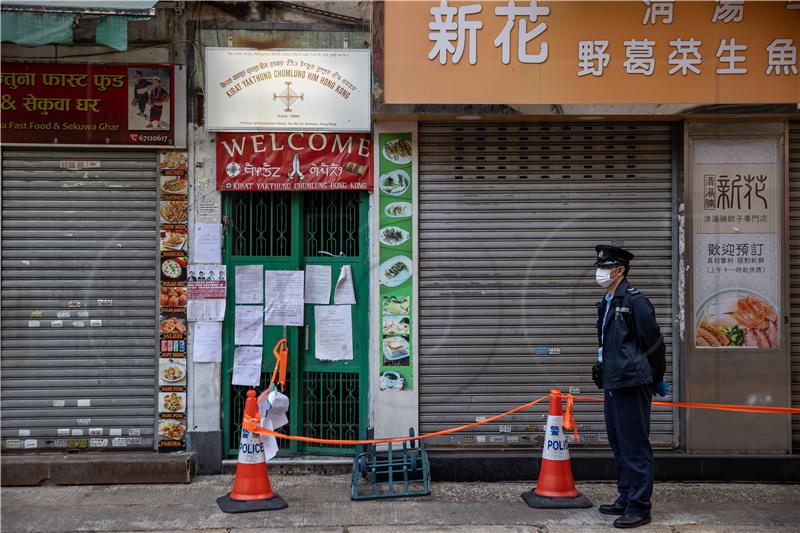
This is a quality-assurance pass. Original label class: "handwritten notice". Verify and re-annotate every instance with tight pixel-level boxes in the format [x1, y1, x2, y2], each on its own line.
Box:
[235, 306, 263, 346]
[265, 270, 304, 326]
[235, 265, 263, 304]
[314, 305, 353, 361]
[232, 346, 262, 386]
[304, 265, 332, 305]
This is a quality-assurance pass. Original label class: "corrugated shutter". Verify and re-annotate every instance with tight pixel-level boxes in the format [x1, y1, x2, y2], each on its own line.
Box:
[1, 148, 159, 451]
[418, 122, 676, 448]
[790, 122, 800, 450]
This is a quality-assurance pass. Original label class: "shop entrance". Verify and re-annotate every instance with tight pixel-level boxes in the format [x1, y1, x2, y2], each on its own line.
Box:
[221, 190, 369, 455]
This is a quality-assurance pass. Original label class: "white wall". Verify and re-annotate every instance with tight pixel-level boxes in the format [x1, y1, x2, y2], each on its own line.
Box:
[186, 124, 222, 433]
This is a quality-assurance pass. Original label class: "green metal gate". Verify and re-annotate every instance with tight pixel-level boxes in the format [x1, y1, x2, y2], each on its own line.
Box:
[221, 191, 369, 455]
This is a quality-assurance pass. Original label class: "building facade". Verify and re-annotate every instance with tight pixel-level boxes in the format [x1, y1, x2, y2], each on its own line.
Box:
[1, 1, 799, 477]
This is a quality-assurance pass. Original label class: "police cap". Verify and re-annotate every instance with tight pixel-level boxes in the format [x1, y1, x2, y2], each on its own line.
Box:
[594, 244, 634, 267]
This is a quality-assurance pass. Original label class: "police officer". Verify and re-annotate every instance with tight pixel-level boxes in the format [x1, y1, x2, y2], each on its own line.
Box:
[592, 245, 668, 529]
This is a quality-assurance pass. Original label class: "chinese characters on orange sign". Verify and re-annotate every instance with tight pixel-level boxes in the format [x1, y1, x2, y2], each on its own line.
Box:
[383, 1, 799, 104]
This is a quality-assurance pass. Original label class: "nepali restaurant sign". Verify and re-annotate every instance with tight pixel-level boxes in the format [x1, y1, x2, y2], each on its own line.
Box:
[692, 137, 782, 350]
[216, 132, 372, 191]
[205, 48, 370, 132]
[1, 62, 177, 146]
[383, 0, 800, 105]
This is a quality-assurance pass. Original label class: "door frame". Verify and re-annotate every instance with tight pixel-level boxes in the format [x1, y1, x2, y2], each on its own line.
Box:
[220, 191, 370, 456]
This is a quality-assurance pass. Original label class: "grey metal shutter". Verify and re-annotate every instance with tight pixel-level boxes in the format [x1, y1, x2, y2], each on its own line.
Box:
[1, 148, 159, 451]
[418, 122, 676, 448]
[790, 122, 800, 450]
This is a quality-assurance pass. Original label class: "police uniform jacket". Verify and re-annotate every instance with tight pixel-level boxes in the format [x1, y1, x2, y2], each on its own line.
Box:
[597, 279, 666, 390]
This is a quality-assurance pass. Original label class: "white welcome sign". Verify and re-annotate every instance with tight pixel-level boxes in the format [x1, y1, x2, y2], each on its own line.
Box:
[205, 48, 370, 132]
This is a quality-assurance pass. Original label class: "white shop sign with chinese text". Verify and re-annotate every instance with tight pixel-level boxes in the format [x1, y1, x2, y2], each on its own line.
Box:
[205, 48, 370, 132]
[692, 138, 782, 350]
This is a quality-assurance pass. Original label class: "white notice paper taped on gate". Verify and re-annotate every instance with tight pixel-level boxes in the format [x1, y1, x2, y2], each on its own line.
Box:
[314, 305, 353, 361]
[264, 270, 304, 326]
[235, 306, 263, 346]
[235, 265, 263, 304]
[232, 346, 263, 386]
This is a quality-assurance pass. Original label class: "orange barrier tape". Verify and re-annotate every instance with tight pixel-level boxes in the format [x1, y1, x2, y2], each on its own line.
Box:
[241, 390, 800, 446]
[242, 395, 550, 445]
[572, 395, 800, 415]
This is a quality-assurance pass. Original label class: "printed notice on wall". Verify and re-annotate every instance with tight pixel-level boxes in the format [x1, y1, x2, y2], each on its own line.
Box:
[692, 138, 781, 350]
[314, 305, 353, 361]
[192, 321, 222, 363]
[264, 270, 304, 326]
[193, 223, 222, 264]
[187, 264, 226, 321]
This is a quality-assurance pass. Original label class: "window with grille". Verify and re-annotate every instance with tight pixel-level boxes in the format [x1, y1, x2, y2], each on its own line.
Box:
[304, 191, 361, 257]
[229, 192, 292, 257]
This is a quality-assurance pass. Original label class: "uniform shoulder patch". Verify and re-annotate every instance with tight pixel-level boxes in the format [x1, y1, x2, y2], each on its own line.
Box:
[626, 287, 641, 296]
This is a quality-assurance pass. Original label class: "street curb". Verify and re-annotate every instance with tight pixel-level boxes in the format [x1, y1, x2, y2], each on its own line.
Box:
[0, 452, 198, 486]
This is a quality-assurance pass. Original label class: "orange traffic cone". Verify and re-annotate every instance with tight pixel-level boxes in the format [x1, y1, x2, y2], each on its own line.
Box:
[217, 390, 288, 513]
[521, 389, 592, 509]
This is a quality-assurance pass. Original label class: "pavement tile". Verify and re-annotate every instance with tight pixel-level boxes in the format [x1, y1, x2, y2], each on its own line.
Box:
[2, 478, 799, 533]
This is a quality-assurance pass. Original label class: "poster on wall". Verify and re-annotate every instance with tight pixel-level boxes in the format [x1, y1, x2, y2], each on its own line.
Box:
[1, 62, 177, 145]
[377, 133, 414, 391]
[187, 263, 226, 321]
[158, 150, 188, 452]
[692, 139, 781, 350]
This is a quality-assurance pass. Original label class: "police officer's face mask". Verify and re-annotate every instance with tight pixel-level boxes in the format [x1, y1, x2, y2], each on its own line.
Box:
[595, 267, 614, 288]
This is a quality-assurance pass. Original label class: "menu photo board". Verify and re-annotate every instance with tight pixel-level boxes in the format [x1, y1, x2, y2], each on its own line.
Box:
[1, 62, 178, 146]
[158, 150, 189, 451]
[692, 138, 782, 350]
[377, 133, 414, 391]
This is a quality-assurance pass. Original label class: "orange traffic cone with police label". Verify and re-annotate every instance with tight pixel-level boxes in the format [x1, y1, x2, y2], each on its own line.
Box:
[217, 390, 287, 513]
[521, 389, 592, 509]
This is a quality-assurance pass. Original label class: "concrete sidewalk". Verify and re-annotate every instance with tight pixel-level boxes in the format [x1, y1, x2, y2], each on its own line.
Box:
[2, 475, 799, 533]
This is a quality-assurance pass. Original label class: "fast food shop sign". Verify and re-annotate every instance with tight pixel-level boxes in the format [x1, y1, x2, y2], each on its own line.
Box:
[1, 62, 177, 146]
[216, 132, 373, 192]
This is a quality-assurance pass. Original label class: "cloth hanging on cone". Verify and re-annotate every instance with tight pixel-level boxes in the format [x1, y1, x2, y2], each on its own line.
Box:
[257, 386, 290, 462]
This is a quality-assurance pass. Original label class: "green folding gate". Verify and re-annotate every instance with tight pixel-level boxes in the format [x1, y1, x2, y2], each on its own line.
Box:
[222, 191, 369, 455]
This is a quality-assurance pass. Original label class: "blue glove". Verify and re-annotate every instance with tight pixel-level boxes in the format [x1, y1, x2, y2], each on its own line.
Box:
[653, 379, 670, 397]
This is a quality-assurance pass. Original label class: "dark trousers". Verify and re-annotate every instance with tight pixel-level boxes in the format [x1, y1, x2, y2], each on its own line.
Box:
[604, 384, 654, 517]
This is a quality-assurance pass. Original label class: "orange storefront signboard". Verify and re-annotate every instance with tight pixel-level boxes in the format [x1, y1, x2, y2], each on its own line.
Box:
[383, 1, 800, 104]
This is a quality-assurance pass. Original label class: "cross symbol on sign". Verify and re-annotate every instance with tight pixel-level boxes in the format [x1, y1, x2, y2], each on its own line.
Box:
[273, 81, 304, 112]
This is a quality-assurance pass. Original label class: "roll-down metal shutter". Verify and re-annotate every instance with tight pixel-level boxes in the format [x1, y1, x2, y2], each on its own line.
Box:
[1, 148, 159, 451]
[790, 122, 800, 450]
[418, 123, 676, 448]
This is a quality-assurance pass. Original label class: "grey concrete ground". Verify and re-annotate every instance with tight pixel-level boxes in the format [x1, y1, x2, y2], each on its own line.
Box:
[2, 475, 799, 533]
